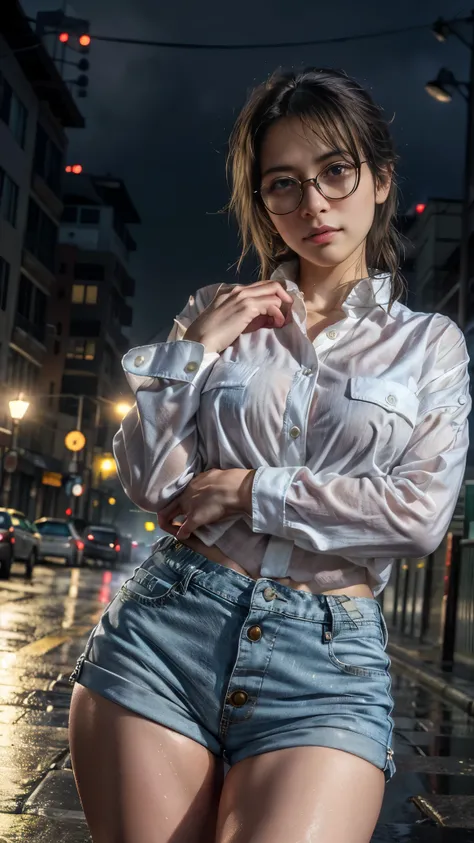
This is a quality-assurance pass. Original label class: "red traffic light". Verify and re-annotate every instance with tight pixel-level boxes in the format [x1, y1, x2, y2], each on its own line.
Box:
[58, 31, 69, 43]
[65, 164, 83, 174]
[79, 34, 91, 47]
[65, 507, 73, 516]
[416, 203, 426, 214]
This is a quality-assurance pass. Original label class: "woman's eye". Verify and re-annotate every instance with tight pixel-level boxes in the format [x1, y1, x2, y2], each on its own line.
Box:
[326, 163, 354, 178]
[268, 178, 296, 192]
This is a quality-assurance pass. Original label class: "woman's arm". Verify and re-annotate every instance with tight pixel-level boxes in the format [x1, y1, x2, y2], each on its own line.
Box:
[112, 286, 221, 513]
[251, 317, 471, 559]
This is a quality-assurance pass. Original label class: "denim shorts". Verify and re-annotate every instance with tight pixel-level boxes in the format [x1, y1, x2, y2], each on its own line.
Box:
[71, 536, 396, 782]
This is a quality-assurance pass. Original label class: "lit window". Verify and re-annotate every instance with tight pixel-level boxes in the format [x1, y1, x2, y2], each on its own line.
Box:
[85, 285, 97, 304]
[84, 341, 95, 360]
[72, 284, 84, 303]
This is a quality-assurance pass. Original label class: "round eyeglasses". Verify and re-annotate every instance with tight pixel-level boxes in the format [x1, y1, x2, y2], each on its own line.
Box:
[256, 161, 366, 216]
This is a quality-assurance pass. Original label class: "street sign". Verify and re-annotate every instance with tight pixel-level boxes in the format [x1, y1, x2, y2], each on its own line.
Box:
[3, 451, 18, 473]
[65, 430, 86, 452]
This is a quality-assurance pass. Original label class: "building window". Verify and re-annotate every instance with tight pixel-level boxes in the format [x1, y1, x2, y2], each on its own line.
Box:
[85, 285, 98, 304]
[66, 338, 96, 360]
[74, 262, 105, 281]
[59, 262, 67, 274]
[0, 167, 19, 226]
[25, 199, 57, 271]
[80, 207, 100, 224]
[71, 284, 98, 304]
[72, 284, 84, 303]
[6, 348, 40, 392]
[0, 72, 27, 147]
[16, 273, 47, 343]
[0, 257, 10, 311]
[54, 339, 60, 355]
[62, 206, 78, 223]
[34, 124, 62, 195]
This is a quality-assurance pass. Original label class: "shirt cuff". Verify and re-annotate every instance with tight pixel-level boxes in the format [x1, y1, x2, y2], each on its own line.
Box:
[122, 341, 219, 393]
[251, 466, 298, 537]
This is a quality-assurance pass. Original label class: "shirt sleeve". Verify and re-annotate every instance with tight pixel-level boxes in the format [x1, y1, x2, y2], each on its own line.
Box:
[112, 285, 221, 512]
[251, 316, 471, 559]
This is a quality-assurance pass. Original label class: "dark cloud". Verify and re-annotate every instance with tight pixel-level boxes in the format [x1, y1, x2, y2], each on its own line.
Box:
[22, 0, 469, 342]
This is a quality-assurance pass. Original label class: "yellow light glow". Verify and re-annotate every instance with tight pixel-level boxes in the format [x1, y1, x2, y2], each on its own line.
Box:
[115, 402, 132, 419]
[9, 394, 30, 421]
[144, 521, 155, 532]
[108, 497, 116, 505]
[100, 458, 114, 472]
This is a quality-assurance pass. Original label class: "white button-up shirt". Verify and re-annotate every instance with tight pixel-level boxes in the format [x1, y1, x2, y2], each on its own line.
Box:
[113, 261, 471, 595]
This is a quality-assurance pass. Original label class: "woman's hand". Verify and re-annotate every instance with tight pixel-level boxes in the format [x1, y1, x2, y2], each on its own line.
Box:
[157, 468, 256, 540]
[183, 281, 293, 353]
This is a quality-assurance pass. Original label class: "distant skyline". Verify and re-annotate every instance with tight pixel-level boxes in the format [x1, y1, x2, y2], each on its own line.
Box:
[22, 0, 470, 344]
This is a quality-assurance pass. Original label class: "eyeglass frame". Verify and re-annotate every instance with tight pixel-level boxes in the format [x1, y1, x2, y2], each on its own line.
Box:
[254, 160, 367, 216]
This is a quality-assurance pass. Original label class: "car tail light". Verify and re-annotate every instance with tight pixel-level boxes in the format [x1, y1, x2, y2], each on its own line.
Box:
[75, 540, 85, 551]
[132, 541, 138, 548]
[114, 543, 121, 552]
[87, 534, 94, 541]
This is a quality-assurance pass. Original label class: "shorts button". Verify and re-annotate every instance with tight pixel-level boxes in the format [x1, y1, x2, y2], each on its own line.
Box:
[263, 586, 277, 601]
[228, 690, 248, 707]
[247, 625, 262, 641]
[134, 355, 145, 367]
[289, 425, 301, 439]
[184, 361, 198, 373]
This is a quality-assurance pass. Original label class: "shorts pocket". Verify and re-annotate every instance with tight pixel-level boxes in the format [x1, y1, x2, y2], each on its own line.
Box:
[326, 601, 389, 678]
[120, 560, 187, 607]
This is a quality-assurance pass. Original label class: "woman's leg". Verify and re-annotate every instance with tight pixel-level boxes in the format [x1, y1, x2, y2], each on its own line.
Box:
[215, 745, 385, 843]
[69, 685, 224, 843]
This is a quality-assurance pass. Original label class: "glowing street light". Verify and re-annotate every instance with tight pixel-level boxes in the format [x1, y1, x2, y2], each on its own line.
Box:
[9, 394, 30, 422]
[115, 402, 132, 419]
[100, 458, 114, 473]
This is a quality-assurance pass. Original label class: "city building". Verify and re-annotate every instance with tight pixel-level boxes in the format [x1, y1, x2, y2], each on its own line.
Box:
[0, 0, 84, 517]
[39, 172, 138, 520]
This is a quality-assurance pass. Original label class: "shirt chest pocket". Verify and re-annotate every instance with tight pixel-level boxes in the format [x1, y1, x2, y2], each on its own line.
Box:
[348, 376, 420, 429]
[201, 360, 260, 392]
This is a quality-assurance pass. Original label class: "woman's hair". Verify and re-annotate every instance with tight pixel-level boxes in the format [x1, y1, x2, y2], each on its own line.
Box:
[228, 67, 406, 310]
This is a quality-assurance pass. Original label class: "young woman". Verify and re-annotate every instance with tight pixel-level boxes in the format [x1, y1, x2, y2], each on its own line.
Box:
[69, 67, 471, 843]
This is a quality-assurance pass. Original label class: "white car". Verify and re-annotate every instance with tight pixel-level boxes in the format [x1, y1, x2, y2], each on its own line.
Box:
[34, 518, 84, 567]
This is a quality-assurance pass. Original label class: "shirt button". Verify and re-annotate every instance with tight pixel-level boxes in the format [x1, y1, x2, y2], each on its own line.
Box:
[326, 330, 338, 340]
[247, 625, 262, 642]
[134, 355, 145, 367]
[228, 690, 248, 707]
[263, 586, 277, 601]
[184, 361, 198, 373]
[386, 394, 397, 406]
[459, 396, 467, 405]
[289, 425, 301, 439]
[302, 368, 313, 376]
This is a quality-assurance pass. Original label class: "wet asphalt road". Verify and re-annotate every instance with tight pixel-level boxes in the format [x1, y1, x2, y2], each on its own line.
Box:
[0, 558, 474, 842]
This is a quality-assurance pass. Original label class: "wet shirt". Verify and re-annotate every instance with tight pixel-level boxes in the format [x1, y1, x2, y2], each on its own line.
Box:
[113, 261, 471, 596]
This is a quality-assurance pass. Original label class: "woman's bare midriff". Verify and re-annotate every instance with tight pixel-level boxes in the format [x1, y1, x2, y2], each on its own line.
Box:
[175, 534, 374, 599]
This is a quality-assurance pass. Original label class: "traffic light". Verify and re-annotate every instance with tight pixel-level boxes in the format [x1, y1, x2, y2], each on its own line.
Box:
[65, 507, 73, 517]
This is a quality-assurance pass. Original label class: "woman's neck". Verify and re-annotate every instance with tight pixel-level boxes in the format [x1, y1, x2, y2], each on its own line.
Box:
[297, 249, 368, 314]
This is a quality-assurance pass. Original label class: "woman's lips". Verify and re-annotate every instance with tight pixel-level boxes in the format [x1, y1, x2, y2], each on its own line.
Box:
[305, 229, 341, 245]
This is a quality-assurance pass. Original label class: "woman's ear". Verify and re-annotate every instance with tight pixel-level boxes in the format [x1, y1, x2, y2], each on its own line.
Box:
[375, 165, 393, 206]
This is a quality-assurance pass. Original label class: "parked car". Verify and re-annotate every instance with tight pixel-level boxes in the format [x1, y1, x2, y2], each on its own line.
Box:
[82, 525, 122, 567]
[34, 518, 84, 567]
[0, 508, 41, 580]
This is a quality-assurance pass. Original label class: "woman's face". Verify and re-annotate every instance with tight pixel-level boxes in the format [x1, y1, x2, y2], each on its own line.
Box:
[259, 116, 390, 274]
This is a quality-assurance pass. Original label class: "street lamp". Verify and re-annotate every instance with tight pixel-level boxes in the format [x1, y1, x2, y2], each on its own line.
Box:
[425, 68, 467, 103]
[427, 12, 474, 330]
[1, 393, 30, 507]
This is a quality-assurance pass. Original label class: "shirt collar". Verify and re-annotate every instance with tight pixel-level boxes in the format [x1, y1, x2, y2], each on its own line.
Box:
[270, 259, 392, 318]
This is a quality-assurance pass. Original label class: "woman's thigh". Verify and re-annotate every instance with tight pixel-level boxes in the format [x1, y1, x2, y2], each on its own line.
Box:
[69, 685, 224, 843]
[215, 745, 385, 843]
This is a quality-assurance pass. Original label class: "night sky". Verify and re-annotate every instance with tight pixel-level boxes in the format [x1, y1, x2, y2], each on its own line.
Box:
[23, 0, 470, 345]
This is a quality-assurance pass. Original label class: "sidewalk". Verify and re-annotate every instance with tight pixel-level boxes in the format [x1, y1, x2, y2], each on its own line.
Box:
[388, 633, 474, 716]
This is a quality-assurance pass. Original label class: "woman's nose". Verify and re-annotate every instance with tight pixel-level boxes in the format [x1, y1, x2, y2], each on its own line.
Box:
[299, 181, 331, 216]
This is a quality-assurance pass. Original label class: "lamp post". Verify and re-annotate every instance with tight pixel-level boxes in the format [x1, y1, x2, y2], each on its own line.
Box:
[426, 13, 474, 331]
[1, 394, 30, 508]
